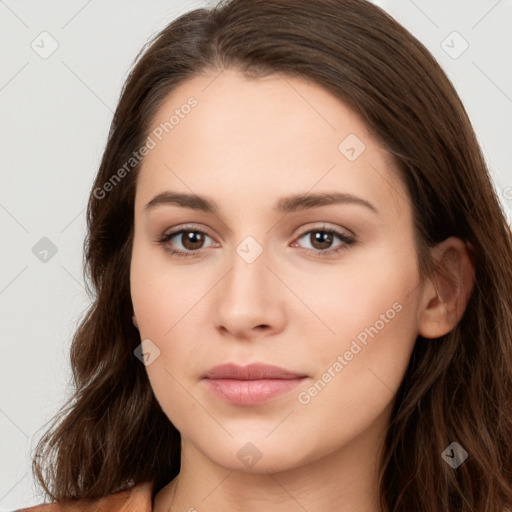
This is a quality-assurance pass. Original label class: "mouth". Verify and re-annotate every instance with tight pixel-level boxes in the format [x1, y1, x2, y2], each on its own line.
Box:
[202, 363, 308, 406]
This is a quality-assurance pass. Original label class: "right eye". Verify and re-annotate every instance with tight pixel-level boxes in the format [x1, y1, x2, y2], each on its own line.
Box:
[157, 226, 217, 258]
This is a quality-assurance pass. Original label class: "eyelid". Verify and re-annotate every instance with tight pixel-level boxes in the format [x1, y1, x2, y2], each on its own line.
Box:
[160, 222, 353, 242]
[160, 224, 217, 245]
[294, 222, 354, 239]
[157, 222, 356, 257]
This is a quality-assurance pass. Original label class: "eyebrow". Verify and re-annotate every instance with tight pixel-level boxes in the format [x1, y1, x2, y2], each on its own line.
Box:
[144, 191, 378, 215]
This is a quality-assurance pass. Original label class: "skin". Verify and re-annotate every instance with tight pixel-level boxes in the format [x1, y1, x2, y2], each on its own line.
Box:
[130, 68, 475, 512]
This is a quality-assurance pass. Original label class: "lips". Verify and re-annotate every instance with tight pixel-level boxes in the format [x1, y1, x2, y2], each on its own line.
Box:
[203, 362, 306, 380]
[202, 363, 308, 405]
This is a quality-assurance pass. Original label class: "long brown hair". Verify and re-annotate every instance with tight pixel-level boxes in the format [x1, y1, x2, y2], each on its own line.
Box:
[32, 0, 512, 510]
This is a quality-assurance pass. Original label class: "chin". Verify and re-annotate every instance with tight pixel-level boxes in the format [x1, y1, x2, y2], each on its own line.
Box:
[191, 430, 321, 474]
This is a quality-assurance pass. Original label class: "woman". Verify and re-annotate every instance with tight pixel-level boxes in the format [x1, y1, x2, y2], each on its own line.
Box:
[17, 0, 512, 511]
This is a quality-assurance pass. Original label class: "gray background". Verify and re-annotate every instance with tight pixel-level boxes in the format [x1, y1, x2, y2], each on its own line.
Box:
[1, 0, 511, 508]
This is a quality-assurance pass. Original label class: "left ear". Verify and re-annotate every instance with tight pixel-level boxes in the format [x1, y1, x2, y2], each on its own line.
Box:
[418, 237, 475, 339]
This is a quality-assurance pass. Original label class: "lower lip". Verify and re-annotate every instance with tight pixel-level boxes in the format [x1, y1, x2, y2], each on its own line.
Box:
[203, 378, 306, 405]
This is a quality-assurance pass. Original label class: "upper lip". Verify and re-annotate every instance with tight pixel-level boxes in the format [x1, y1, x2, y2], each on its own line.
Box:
[203, 363, 306, 380]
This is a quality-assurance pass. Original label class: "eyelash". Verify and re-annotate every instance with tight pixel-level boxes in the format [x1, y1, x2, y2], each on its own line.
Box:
[157, 224, 355, 259]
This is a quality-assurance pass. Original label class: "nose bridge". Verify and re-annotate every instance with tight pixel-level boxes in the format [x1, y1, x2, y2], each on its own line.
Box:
[225, 235, 271, 307]
[214, 233, 285, 334]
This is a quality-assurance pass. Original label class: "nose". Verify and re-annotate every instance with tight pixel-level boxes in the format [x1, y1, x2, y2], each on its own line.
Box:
[213, 243, 287, 340]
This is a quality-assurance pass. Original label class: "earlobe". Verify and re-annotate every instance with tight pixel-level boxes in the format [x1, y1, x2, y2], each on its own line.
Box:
[418, 237, 475, 339]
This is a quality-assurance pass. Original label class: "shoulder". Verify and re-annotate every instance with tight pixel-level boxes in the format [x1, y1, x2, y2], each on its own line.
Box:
[12, 481, 154, 512]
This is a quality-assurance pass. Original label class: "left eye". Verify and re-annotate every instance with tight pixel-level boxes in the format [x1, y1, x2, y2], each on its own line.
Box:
[292, 227, 354, 255]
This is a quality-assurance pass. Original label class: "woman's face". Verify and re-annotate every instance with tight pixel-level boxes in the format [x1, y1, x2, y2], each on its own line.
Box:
[130, 69, 426, 473]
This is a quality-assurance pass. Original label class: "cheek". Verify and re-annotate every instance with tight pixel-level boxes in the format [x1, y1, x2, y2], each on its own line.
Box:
[300, 242, 420, 394]
[130, 238, 204, 339]
[298, 298, 417, 448]
[295, 247, 421, 426]
[130, 246, 204, 431]
[294, 242, 419, 352]
[132, 280, 214, 363]
[130, 240, 211, 398]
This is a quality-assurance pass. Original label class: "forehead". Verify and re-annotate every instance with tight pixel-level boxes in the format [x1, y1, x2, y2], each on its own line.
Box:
[135, 69, 407, 220]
